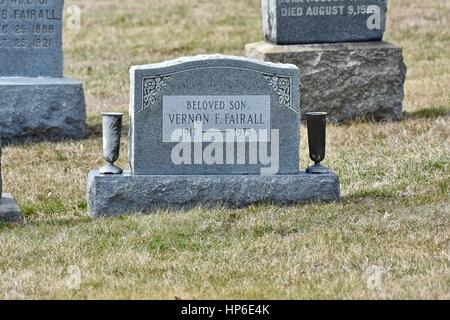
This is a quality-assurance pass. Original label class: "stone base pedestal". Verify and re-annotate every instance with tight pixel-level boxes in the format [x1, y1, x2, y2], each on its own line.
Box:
[246, 41, 406, 122]
[0, 77, 86, 143]
[0, 194, 23, 222]
[87, 171, 340, 218]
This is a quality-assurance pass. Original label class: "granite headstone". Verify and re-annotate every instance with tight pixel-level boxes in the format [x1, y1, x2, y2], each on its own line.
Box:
[129, 55, 300, 175]
[262, 0, 387, 45]
[0, 0, 86, 143]
[0, 0, 63, 77]
[87, 55, 340, 217]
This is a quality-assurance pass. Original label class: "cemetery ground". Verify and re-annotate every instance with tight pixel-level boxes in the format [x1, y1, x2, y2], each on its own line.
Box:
[0, 0, 448, 299]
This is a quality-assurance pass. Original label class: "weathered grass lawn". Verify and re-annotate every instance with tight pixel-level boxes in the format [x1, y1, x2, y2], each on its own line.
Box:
[0, 0, 449, 299]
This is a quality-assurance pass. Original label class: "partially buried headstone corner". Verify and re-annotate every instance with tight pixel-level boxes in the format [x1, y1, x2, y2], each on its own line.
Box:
[0, 135, 23, 223]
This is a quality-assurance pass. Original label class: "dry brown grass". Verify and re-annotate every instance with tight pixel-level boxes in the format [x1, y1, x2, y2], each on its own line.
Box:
[0, 0, 448, 299]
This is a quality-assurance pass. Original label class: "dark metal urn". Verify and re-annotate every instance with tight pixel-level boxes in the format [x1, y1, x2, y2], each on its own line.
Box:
[306, 112, 330, 174]
[100, 113, 124, 175]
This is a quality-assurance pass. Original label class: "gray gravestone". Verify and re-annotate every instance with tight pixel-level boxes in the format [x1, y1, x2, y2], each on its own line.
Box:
[87, 55, 340, 217]
[0, 0, 63, 77]
[129, 55, 300, 175]
[247, 0, 405, 122]
[263, 0, 387, 45]
[0, 0, 85, 143]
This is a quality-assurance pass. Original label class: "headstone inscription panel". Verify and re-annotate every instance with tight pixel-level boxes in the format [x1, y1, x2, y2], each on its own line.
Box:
[0, 0, 63, 77]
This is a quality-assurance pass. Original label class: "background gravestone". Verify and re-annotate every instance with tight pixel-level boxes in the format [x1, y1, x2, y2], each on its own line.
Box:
[0, 0, 63, 77]
[263, 0, 387, 45]
[0, 0, 85, 143]
[129, 55, 300, 175]
[247, 0, 406, 122]
[87, 55, 340, 217]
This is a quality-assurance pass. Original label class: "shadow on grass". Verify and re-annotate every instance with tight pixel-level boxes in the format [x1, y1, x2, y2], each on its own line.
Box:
[85, 122, 102, 139]
[29, 216, 94, 228]
[342, 188, 397, 204]
[0, 216, 94, 230]
[403, 107, 450, 119]
[1, 115, 129, 146]
[297, 107, 449, 127]
[0, 221, 20, 230]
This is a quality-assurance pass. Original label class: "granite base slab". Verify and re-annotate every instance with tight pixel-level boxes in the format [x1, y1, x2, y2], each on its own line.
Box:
[87, 171, 340, 218]
[0, 194, 23, 223]
[246, 41, 406, 122]
[0, 77, 86, 143]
